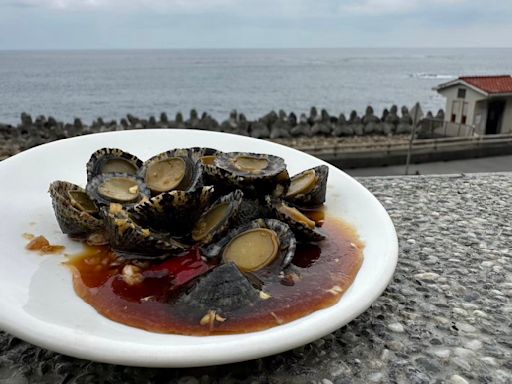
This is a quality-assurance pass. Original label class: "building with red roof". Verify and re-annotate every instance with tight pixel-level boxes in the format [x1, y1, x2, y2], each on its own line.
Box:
[435, 75, 512, 134]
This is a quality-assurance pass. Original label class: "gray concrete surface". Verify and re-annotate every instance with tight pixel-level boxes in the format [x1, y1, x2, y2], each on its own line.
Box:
[346, 155, 512, 176]
[0, 173, 511, 383]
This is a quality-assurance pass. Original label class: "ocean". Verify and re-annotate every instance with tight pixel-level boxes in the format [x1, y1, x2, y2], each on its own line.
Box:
[1, 48, 512, 125]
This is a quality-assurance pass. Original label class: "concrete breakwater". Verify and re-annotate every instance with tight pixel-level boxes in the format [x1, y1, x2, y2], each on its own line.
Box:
[0, 105, 445, 160]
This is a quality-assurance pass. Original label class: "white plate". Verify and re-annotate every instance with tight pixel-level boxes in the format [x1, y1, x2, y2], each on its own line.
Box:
[0, 129, 398, 367]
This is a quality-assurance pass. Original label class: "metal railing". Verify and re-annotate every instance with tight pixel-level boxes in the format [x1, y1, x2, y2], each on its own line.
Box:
[418, 118, 478, 138]
[287, 133, 512, 156]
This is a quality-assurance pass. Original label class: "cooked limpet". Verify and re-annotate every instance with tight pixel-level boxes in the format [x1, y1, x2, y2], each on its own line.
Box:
[285, 165, 329, 207]
[49, 180, 103, 236]
[191, 190, 243, 245]
[139, 148, 203, 195]
[202, 218, 296, 271]
[86, 173, 150, 208]
[86, 148, 142, 182]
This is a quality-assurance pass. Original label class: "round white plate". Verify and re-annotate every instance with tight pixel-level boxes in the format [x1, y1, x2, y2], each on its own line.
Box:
[0, 129, 397, 367]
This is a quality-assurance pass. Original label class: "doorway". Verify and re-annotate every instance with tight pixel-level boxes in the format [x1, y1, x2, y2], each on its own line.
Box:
[486, 100, 506, 134]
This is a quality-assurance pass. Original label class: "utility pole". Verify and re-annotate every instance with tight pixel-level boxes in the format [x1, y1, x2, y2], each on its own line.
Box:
[405, 102, 423, 175]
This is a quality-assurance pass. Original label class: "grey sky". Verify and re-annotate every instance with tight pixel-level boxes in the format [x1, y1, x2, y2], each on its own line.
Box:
[0, 0, 511, 49]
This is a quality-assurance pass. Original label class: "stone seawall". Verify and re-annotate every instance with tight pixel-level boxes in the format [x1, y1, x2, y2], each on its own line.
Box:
[0, 105, 445, 160]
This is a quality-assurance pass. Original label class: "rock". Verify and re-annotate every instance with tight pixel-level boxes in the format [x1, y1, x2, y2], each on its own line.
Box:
[348, 110, 364, 136]
[186, 109, 200, 129]
[250, 119, 270, 139]
[381, 108, 389, 122]
[197, 113, 219, 131]
[291, 113, 311, 137]
[126, 114, 139, 126]
[396, 106, 413, 134]
[173, 112, 186, 129]
[387, 322, 405, 332]
[311, 109, 332, 136]
[47, 116, 58, 128]
[450, 375, 469, 384]
[288, 112, 297, 127]
[34, 115, 46, 128]
[362, 105, 382, 134]
[73, 118, 83, 130]
[383, 105, 400, 134]
[238, 113, 249, 136]
[20, 112, 33, 127]
[333, 113, 353, 136]
[260, 110, 278, 129]
[270, 113, 291, 139]
[308, 106, 318, 126]
[160, 112, 169, 125]
[220, 110, 240, 135]
[414, 272, 439, 281]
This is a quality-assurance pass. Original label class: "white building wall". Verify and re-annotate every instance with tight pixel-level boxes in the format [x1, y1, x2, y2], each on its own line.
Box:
[473, 101, 488, 135]
[439, 85, 486, 128]
[501, 99, 512, 133]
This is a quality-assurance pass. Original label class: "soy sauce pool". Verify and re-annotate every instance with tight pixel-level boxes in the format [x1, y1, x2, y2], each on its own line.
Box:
[66, 217, 363, 335]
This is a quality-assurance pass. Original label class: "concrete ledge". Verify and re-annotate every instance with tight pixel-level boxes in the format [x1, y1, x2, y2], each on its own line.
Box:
[1, 172, 511, 383]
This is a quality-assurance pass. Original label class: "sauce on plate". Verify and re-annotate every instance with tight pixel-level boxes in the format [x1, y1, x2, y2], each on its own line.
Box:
[65, 216, 363, 335]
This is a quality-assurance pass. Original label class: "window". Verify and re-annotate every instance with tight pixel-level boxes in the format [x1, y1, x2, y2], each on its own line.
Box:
[457, 88, 466, 99]
[451, 114, 456, 123]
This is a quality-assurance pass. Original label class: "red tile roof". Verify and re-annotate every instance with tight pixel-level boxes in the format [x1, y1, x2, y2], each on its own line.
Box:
[460, 75, 512, 94]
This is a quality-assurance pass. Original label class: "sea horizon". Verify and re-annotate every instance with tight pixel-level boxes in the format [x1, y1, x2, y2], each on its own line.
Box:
[2, 47, 512, 125]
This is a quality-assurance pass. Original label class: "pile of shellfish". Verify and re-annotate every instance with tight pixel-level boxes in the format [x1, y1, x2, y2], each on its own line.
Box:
[50, 147, 329, 310]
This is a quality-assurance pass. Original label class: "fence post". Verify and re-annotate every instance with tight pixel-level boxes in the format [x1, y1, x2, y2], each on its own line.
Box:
[405, 103, 423, 175]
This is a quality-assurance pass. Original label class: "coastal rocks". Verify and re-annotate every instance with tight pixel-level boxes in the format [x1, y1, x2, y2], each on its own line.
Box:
[20, 112, 33, 127]
[160, 112, 169, 125]
[197, 112, 219, 131]
[396, 106, 413, 134]
[333, 113, 353, 137]
[250, 119, 270, 139]
[291, 113, 311, 137]
[186, 109, 200, 128]
[362, 106, 382, 134]
[348, 110, 364, 136]
[308, 106, 318, 126]
[270, 110, 291, 139]
[173, 112, 186, 129]
[1, 104, 445, 159]
[311, 109, 332, 136]
[383, 105, 400, 134]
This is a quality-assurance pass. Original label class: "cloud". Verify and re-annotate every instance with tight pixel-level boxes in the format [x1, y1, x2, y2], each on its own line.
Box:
[339, 0, 466, 15]
[11, 0, 238, 11]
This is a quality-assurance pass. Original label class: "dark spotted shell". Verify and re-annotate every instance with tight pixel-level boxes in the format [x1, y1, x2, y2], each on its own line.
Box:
[266, 197, 325, 242]
[129, 186, 213, 237]
[86, 148, 143, 182]
[234, 197, 273, 226]
[102, 205, 187, 259]
[207, 152, 290, 198]
[177, 262, 259, 312]
[189, 147, 221, 161]
[202, 218, 296, 269]
[49, 181, 103, 236]
[191, 190, 244, 245]
[86, 172, 151, 209]
[138, 148, 203, 195]
[285, 165, 329, 207]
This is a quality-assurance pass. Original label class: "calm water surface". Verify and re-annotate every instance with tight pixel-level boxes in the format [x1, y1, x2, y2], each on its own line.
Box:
[1, 48, 512, 124]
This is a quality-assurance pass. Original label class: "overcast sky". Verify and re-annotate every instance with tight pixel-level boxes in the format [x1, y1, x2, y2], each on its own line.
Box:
[0, 0, 511, 49]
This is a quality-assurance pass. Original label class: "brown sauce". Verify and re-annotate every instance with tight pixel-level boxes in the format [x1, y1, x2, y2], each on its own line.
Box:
[65, 217, 363, 335]
[25, 235, 65, 254]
